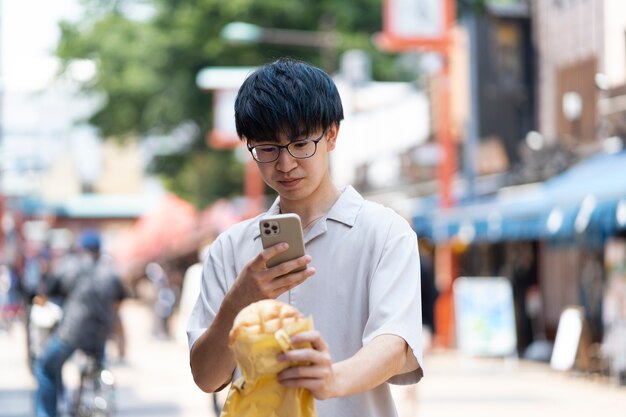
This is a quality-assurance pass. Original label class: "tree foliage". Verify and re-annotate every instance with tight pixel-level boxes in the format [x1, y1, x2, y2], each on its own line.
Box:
[56, 0, 397, 207]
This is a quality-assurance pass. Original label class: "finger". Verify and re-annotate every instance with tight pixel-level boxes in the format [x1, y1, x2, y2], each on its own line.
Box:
[278, 376, 319, 389]
[289, 330, 329, 352]
[278, 364, 331, 381]
[271, 267, 316, 293]
[279, 348, 331, 366]
[277, 373, 330, 399]
[268, 254, 312, 276]
[256, 242, 289, 267]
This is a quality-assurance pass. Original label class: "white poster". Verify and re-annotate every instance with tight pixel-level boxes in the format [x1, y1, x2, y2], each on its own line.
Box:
[453, 276, 518, 356]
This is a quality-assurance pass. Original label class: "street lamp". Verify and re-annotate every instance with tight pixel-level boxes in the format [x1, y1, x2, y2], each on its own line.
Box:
[220, 21, 340, 72]
[221, 22, 338, 48]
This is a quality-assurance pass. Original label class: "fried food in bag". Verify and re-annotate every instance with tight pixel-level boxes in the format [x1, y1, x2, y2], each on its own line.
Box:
[220, 299, 317, 417]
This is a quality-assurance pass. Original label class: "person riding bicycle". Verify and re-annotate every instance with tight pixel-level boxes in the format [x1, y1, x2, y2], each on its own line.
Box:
[34, 229, 127, 417]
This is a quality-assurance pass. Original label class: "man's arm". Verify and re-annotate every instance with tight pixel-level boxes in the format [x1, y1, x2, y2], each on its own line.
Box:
[277, 332, 420, 399]
[333, 334, 419, 396]
[190, 242, 316, 393]
[189, 298, 239, 392]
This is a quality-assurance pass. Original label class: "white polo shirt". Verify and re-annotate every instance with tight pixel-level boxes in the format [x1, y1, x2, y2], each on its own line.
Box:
[187, 186, 424, 417]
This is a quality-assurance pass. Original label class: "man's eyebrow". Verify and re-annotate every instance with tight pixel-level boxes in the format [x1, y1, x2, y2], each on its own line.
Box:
[288, 127, 320, 140]
[246, 133, 277, 143]
[247, 139, 275, 146]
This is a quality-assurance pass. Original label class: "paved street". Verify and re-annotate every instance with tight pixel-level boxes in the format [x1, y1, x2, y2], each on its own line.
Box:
[2, 299, 626, 417]
[393, 351, 626, 417]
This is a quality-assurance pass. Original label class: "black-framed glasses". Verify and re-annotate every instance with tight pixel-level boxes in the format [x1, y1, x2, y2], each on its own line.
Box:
[247, 129, 327, 163]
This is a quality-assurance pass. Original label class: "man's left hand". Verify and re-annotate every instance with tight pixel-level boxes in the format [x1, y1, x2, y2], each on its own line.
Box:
[276, 330, 336, 400]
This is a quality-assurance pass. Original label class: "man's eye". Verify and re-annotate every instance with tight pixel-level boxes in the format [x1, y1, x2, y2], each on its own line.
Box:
[292, 141, 309, 149]
[257, 146, 277, 153]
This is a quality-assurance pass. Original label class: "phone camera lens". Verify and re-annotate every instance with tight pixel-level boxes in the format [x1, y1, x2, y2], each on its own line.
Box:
[271, 225, 278, 231]
[264, 230, 271, 235]
[263, 222, 270, 228]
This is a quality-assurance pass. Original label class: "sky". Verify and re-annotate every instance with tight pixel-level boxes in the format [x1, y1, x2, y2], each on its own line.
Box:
[1, 0, 80, 92]
[0, 0, 104, 196]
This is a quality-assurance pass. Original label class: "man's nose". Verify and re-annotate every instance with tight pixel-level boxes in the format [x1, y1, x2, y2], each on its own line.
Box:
[275, 147, 298, 171]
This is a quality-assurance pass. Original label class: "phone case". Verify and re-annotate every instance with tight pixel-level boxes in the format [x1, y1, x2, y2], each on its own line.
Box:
[259, 213, 306, 271]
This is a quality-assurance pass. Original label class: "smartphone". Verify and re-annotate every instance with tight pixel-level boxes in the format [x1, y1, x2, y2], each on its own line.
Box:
[259, 213, 306, 272]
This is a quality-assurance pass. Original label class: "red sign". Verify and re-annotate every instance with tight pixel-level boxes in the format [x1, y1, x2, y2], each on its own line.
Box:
[208, 89, 241, 149]
[375, 0, 453, 52]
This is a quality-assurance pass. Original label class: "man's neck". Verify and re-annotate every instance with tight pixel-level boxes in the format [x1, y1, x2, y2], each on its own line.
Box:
[279, 180, 341, 229]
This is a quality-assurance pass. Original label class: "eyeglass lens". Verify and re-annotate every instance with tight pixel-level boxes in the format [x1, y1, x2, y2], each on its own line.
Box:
[252, 140, 317, 162]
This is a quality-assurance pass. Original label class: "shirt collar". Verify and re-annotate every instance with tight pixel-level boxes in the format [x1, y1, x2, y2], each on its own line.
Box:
[253, 186, 363, 239]
[326, 185, 362, 227]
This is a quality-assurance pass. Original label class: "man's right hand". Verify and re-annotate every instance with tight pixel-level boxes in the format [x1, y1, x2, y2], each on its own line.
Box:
[191, 243, 315, 393]
[228, 242, 315, 309]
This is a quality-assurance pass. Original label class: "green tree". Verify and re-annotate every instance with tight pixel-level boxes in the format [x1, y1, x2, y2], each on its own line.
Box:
[54, 0, 399, 208]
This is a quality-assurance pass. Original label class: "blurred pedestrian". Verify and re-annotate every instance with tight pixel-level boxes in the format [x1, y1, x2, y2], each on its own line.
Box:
[34, 229, 127, 417]
[21, 242, 51, 304]
[579, 250, 604, 343]
[42, 243, 87, 308]
[0, 257, 25, 327]
[0, 264, 19, 330]
[187, 58, 424, 417]
[26, 233, 83, 370]
[503, 242, 537, 356]
[419, 238, 438, 349]
[145, 262, 176, 340]
[177, 242, 211, 347]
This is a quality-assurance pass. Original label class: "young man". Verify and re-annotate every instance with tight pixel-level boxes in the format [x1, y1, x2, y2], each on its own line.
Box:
[187, 58, 423, 417]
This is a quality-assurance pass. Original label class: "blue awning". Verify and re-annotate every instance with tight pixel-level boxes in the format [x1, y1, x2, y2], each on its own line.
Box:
[53, 193, 164, 218]
[11, 193, 165, 219]
[415, 150, 626, 244]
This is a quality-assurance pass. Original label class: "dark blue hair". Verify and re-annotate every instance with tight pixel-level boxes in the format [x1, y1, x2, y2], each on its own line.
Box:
[235, 58, 344, 143]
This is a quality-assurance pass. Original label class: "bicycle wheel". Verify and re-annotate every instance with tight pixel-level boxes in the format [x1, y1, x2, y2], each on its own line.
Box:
[73, 358, 116, 416]
[93, 368, 116, 416]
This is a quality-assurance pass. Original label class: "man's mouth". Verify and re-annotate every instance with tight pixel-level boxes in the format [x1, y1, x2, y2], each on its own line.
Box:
[278, 178, 302, 187]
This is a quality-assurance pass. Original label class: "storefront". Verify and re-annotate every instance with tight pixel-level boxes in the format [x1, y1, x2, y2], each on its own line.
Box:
[414, 150, 626, 369]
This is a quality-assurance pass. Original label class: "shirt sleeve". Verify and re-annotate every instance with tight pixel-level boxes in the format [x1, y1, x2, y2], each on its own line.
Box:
[186, 238, 230, 350]
[362, 214, 424, 385]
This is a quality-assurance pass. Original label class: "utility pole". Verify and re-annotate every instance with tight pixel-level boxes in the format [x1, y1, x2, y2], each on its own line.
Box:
[374, 0, 458, 348]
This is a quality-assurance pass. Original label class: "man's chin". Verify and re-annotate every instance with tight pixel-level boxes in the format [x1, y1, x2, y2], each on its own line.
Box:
[275, 184, 308, 200]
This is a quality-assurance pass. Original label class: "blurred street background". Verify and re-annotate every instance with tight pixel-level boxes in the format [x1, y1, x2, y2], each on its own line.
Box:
[2, 0, 626, 415]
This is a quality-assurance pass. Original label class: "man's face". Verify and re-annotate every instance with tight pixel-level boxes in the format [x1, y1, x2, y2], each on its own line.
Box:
[247, 124, 338, 202]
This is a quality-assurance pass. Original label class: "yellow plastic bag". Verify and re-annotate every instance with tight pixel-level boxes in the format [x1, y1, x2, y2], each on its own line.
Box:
[220, 300, 317, 417]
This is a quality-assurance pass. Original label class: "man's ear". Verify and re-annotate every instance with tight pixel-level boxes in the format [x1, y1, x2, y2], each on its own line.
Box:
[326, 124, 339, 151]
